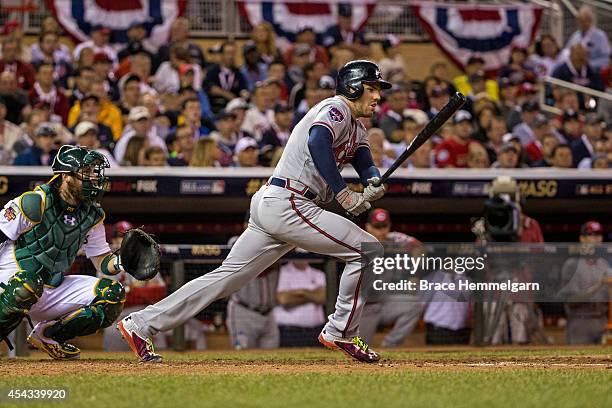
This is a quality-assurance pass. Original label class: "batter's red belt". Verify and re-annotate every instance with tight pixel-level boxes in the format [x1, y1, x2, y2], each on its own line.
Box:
[268, 177, 317, 200]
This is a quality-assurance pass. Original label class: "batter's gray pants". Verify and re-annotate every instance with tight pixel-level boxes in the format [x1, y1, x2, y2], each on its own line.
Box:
[130, 185, 383, 339]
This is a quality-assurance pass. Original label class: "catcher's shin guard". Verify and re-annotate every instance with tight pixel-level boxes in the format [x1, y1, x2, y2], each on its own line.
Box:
[0, 270, 43, 349]
[42, 278, 125, 343]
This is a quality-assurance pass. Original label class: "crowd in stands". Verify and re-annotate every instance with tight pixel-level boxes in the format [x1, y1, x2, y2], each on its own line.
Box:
[0, 5, 609, 169]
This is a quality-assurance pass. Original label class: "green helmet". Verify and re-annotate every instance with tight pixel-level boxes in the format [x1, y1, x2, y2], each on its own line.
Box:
[52, 145, 110, 202]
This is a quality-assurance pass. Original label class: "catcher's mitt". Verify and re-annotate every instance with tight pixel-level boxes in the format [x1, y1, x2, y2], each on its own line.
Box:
[118, 228, 160, 280]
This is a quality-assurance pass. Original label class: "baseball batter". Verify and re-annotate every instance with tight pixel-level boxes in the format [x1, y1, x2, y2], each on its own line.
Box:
[119, 60, 390, 363]
[0, 145, 126, 360]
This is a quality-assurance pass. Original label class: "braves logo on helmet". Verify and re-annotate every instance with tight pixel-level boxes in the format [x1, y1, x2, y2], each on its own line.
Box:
[328, 107, 345, 123]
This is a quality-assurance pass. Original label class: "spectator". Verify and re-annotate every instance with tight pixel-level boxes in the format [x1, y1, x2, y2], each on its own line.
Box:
[69, 80, 123, 140]
[559, 109, 583, 143]
[267, 59, 289, 102]
[168, 124, 196, 166]
[0, 37, 35, 91]
[260, 104, 294, 166]
[511, 100, 541, 146]
[178, 85, 214, 124]
[210, 110, 240, 167]
[467, 142, 490, 168]
[434, 110, 476, 168]
[522, 114, 552, 163]
[92, 52, 120, 101]
[578, 138, 609, 169]
[13, 123, 57, 166]
[378, 35, 407, 84]
[284, 27, 329, 69]
[565, 5, 610, 71]
[153, 45, 202, 94]
[322, 3, 370, 57]
[73, 121, 117, 167]
[292, 87, 320, 125]
[143, 146, 167, 166]
[190, 138, 221, 167]
[240, 42, 268, 92]
[426, 85, 450, 119]
[117, 22, 155, 62]
[368, 128, 395, 168]
[155, 17, 205, 70]
[0, 71, 29, 125]
[0, 96, 30, 165]
[591, 153, 609, 169]
[286, 44, 312, 91]
[274, 260, 326, 348]
[553, 89, 581, 115]
[28, 62, 70, 124]
[378, 85, 408, 141]
[234, 137, 259, 167]
[498, 76, 520, 127]
[73, 25, 117, 65]
[390, 110, 427, 157]
[491, 142, 520, 169]
[251, 22, 281, 64]
[117, 52, 155, 95]
[30, 21, 71, 65]
[180, 97, 213, 138]
[114, 106, 167, 163]
[289, 61, 327, 111]
[528, 35, 562, 78]
[0, 20, 31, 62]
[118, 74, 142, 120]
[532, 133, 560, 167]
[70, 94, 114, 151]
[571, 113, 604, 167]
[68, 67, 96, 106]
[552, 43, 604, 93]
[242, 81, 275, 141]
[454, 56, 499, 101]
[550, 144, 574, 168]
[499, 45, 536, 84]
[204, 42, 248, 114]
[410, 139, 433, 169]
[329, 48, 355, 80]
[226, 98, 253, 139]
[30, 31, 73, 88]
[483, 115, 507, 164]
[121, 135, 148, 166]
[472, 105, 498, 143]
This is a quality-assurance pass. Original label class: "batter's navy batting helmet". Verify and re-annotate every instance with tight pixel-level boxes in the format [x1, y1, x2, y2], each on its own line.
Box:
[336, 60, 392, 100]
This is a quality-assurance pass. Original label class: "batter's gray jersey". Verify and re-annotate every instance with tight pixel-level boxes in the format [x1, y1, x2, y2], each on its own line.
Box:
[273, 96, 369, 202]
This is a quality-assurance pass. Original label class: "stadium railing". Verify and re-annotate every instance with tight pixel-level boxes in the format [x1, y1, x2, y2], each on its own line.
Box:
[540, 75, 612, 115]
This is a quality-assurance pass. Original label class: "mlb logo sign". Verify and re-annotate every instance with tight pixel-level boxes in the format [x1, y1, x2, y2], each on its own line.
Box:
[63, 215, 77, 226]
[328, 107, 344, 123]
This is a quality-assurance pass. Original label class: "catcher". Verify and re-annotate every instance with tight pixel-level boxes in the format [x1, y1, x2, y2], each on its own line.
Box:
[0, 145, 160, 359]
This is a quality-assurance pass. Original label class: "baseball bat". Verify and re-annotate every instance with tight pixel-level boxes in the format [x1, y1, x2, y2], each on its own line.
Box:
[373, 92, 467, 186]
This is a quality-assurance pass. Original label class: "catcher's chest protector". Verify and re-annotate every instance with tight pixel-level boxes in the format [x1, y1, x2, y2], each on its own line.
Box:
[14, 184, 104, 287]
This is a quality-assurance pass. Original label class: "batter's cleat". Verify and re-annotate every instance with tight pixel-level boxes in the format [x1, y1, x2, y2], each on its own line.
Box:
[27, 321, 80, 360]
[117, 316, 162, 363]
[318, 329, 380, 363]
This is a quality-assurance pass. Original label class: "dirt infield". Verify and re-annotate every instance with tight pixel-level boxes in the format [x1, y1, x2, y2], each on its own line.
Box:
[3, 349, 611, 377]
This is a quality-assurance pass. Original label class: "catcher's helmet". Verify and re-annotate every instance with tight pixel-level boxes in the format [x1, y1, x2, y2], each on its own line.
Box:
[336, 60, 391, 100]
[52, 145, 110, 202]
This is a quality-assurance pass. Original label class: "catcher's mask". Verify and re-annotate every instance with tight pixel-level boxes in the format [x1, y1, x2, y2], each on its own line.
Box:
[52, 145, 110, 203]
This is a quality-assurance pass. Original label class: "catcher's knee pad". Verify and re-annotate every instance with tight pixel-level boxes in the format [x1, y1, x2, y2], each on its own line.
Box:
[43, 279, 125, 343]
[93, 278, 126, 327]
[0, 270, 43, 346]
[0, 270, 43, 325]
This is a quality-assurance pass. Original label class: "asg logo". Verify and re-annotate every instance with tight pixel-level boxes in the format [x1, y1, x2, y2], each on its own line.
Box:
[63, 214, 77, 226]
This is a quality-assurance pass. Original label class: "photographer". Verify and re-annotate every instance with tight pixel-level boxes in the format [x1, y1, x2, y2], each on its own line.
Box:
[476, 176, 544, 344]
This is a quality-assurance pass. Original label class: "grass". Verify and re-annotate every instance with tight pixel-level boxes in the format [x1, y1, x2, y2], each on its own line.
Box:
[1, 348, 610, 408]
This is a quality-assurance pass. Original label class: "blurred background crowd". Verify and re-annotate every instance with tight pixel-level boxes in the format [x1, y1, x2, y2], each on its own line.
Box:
[0, 3, 609, 170]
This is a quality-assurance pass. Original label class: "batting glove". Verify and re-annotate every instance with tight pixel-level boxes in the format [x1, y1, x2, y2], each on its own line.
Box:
[363, 177, 385, 202]
[336, 186, 371, 216]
